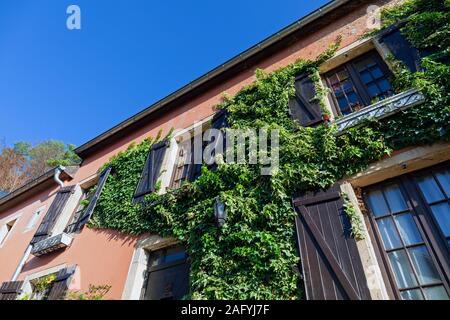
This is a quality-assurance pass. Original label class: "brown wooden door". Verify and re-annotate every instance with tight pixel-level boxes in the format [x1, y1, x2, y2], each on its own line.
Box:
[143, 245, 190, 300]
[293, 184, 371, 300]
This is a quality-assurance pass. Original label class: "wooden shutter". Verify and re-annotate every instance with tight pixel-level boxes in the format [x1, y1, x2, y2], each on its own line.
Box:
[46, 266, 76, 300]
[134, 140, 169, 203]
[74, 167, 111, 231]
[289, 73, 323, 127]
[30, 186, 75, 244]
[203, 110, 228, 172]
[379, 24, 422, 72]
[0, 281, 23, 300]
[292, 185, 371, 300]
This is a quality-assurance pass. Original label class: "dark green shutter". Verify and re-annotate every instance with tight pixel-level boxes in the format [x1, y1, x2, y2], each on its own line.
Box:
[30, 186, 75, 244]
[379, 24, 422, 72]
[74, 167, 111, 230]
[289, 73, 323, 127]
[46, 266, 76, 300]
[134, 140, 169, 203]
[0, 281, 23, 300]
[203, 110, 228, 172]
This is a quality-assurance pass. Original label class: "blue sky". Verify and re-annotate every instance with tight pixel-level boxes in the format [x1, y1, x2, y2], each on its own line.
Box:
[0, 0, 330, 147]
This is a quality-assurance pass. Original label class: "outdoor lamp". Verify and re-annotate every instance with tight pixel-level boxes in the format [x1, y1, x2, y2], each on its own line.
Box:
[214, 197, 227, 227]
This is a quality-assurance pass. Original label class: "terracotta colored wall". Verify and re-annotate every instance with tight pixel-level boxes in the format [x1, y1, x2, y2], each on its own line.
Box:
[0, 0, 397, 299]
[0, 186, 59, 281]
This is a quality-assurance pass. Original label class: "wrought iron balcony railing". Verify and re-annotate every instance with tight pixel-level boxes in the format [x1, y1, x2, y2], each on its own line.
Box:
[334, 89, 426, 134]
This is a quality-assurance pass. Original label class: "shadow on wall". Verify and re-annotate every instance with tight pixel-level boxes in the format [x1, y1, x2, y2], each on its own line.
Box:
[20, 228, 140, 274]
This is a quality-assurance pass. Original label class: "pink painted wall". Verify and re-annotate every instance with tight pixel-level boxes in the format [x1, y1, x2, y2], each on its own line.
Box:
[0, 0, 396, 299]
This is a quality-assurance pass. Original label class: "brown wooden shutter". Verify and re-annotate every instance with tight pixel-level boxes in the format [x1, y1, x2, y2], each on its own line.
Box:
[289, 73, 323, 127]
[292, 185, 371, 300]
[134, 140, 169, 203]
[30, 186, 75, 244]
[379, 24, 422, 72]
[46, 266, 76, 300]
[0, 281, 23, 300]
[74, 167, 111, 230]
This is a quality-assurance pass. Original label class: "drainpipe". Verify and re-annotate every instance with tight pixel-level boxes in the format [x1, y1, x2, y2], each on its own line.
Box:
[11, 245, 32, 281]
[11, 166, 66, 281]
[54, 165, 66, 188]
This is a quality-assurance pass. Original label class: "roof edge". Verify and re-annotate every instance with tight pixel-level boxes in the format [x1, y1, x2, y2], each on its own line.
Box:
[0, 166, 78, 210]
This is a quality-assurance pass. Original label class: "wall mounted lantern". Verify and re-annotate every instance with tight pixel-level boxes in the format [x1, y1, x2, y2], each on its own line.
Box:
[214, 197, 227, 227]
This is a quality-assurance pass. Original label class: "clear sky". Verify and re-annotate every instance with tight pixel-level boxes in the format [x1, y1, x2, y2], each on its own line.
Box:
[0, 0, 330, 147]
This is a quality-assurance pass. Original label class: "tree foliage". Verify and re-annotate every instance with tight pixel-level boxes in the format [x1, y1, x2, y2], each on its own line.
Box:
[0, 140, 81, 193]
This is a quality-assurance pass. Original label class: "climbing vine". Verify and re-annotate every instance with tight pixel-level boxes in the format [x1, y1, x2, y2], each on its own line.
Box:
[91, 0, 449, 300]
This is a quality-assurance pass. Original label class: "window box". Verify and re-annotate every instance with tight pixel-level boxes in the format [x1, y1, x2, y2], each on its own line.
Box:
[31, 233, 73, 257]
[334, 89, 425, 134]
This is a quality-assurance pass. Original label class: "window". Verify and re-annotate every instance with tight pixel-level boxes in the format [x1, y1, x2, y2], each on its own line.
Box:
[416, 169, 450, 247]
[325, 51, 394, 116]
[364, 165, 450, 300]
[64, 186, 94, 234]
[170, 111, 227, 189]
[29, 273, 58, 300]
[142, 245, 189, 300]
[0, 218, 17, 245]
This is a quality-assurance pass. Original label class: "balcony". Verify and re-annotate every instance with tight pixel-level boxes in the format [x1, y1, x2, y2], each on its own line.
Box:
[334, 89, 426, 134]
[31, 233, 73, 257]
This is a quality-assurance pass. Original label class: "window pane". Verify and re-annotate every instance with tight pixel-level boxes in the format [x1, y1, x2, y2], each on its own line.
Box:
[347, 92, 359, 105]
[423, 286, 449, 300]
[342, 80, 353, 92]
[367, 190, 389, 216]
[436, 170, 450, 197]
[384, 185, 408, 213]
[401, 289, 424, 300]
[377, 79, 391, 92]
[370, 66, 383, 79]
[430, 203, 450, 237]
[417, 176, 445, 203]
[388, 250, 418, 289]
[360, 70, 372, 83]
[377, 217, 402, 250]
[394, 214, 422, 245]
[367, 83, 381, 97]
[337, 69, 348, 80]
[408, 246, 441, 285]
[337, 97, 351, 115]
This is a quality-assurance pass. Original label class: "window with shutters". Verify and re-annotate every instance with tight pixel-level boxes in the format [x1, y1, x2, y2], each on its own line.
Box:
[29, 273, 58, 300]
[363, 163, 450, 300]
[170, 111, 227, 189]
[324, 51, 394, 116]
[64, 186, 95, 234]
[64, 167, 111, 233]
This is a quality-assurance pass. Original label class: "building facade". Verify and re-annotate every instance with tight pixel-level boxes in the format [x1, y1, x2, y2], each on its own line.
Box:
[0, 0, 448, 300]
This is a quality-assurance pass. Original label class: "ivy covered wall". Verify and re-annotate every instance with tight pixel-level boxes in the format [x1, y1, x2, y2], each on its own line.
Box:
[89, 0, 449, 299]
